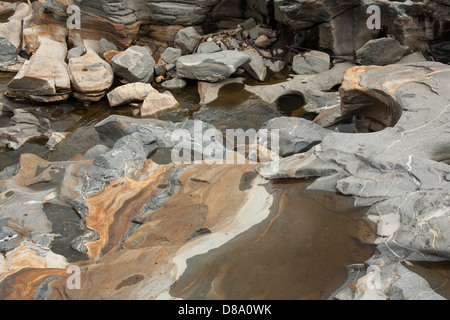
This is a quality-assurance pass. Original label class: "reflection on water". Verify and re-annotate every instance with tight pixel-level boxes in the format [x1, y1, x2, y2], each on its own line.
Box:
[170, 179, 376, 300]
[404, 260, 450, 299]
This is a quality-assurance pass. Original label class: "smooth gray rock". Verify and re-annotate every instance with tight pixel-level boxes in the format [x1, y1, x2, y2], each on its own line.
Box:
[356, 37, 408, 66]
[67, 45, 85, 60]
[161, 47, 182, 64]
[292, 50, 330, 75]
[260, 117, 331, 157]
[176, 50, 251, 83]
[197, 41, 222, 54]
[174, 27, 202, 55]
[99, 38, 118, 58]
[241, 51, 267, 82]
[258, 62, 450, 300]
[0, 36, 17, 64]
[111, 46, 155, 83]
[161, 78, 187, 90]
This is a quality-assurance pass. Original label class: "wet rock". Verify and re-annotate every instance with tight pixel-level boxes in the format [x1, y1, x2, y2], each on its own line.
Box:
[107, 82, 158, 107]
[259, 62, 450, 300]
[355, 38, 408, 66]
[176, 51, 251, 83]
[292, 50, 331, 75]
[0, 109, 53, 150]
[111, 46, 155, 83]
[174, 27, 202, 55]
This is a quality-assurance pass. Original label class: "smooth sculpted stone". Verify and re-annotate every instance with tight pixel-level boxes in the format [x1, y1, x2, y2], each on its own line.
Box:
[260, 117, 331, 157]
[111, 46, 155, 83]
[258, 62, 450, 300]
[176, 51, 251, 83]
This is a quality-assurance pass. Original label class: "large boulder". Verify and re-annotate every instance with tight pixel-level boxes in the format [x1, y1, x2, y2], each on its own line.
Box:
[111, 46, 155, 83]
[176, 50, 251, 83]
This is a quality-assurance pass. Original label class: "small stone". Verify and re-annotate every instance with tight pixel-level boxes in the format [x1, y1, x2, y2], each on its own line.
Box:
[254, 35, 271, 48]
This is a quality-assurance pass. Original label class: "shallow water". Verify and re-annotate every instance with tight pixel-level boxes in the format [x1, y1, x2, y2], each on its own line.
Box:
[170, 179, 376, 300]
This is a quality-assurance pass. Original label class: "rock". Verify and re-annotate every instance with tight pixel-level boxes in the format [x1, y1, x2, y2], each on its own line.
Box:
[174, 27, 202, 55]
[107, 82, 158, 107]
[103, 50, 120, 64]
[397, 52, 427, 64]
[0, 226, 20, 253]
[238, 18, 257, 31]
[355, 38, 408, 66]
[260, 117, 331, 157]
[0, 36, 17, 64]
[176, 51, 251, 83]
[197, 41, 222, 54]
[68, 49, 114, 103]
[0, 2, 31, 49]
[46, 131, 69, 150]
[274, 0, 360, 31]
[161, 47, 182, 64]
[0, 109, 53, 150]
[67, 45, 85, 61]
[246, 62, 355, 114]
[292, 50, 331, 75]
[140, 91, 180, 118]
[111, 46, 155, 83]
[241, 51, 267, 82]
[267, 60, 286, 73]
[254, 35, 271, 48]
[258, 61, 450, 300]
[7, 38, 71, 102]
[161, 78, 187, 90]
[99, 38, 118, 59]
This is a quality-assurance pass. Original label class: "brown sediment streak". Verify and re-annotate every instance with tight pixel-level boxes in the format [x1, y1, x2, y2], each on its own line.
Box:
[85, 163, 179, 261]
[0, 268, 66, 300]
